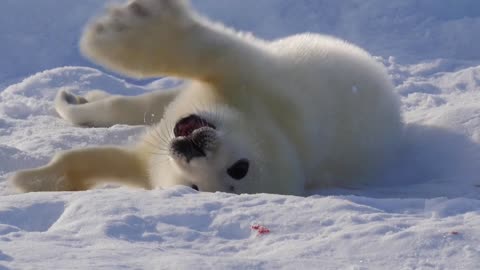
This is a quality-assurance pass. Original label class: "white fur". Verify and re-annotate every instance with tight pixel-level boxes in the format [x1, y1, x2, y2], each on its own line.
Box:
[11, 0, 403, 195]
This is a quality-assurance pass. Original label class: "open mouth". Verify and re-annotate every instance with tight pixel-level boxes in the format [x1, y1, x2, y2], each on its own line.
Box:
[174, 114, 216, 138]
[171, 114, 217, 162]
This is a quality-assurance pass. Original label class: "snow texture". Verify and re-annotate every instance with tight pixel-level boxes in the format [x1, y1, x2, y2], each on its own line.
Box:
[1, 0, 480, 269]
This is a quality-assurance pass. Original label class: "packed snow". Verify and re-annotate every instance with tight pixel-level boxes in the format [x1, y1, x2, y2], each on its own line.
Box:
[1, 0, 480, 269]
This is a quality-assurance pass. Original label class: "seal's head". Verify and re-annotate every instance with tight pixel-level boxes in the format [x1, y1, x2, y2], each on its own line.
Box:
[147, 108, 260, 194]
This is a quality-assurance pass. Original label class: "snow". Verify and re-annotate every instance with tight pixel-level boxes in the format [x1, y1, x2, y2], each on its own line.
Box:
[1, 0, 480, 269]
[2, 189, 479, 269]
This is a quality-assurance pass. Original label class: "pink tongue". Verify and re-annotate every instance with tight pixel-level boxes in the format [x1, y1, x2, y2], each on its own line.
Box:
[174, 115, 215, 137]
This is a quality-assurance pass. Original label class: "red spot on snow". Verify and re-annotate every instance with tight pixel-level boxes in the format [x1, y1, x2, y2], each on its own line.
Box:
[251, 224, 270, 235]
[450, 231, 460, 235]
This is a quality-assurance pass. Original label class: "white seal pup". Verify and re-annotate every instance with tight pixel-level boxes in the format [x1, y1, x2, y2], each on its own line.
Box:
[11, 0, 403, 195]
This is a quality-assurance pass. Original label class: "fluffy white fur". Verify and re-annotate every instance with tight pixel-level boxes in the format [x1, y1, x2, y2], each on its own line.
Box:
[11, 0, 403, 195]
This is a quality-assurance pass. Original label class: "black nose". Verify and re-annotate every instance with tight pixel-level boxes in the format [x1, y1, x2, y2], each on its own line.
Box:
[171, 138, 206, 162]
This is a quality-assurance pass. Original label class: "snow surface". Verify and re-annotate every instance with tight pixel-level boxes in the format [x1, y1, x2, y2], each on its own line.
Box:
[1, 0, 480, 269]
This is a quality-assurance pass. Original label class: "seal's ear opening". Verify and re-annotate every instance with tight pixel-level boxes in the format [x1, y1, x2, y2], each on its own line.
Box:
[227, 159, 249, 180]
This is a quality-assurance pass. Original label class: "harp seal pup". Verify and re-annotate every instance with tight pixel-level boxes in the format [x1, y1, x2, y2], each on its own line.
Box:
[11, 0, 402, 195]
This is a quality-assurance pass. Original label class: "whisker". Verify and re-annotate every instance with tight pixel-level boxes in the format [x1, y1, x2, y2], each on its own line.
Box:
[153, 125, 170, 146]
[142, 136, 171, 155]
[162, 120, 174, 142]
[147, 150, 170, 156]
[164, 118, 175, 141]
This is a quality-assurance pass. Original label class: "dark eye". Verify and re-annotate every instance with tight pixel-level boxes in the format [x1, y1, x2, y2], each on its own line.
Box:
[190, 184, 199, 191]
[227, 159, 249, 180]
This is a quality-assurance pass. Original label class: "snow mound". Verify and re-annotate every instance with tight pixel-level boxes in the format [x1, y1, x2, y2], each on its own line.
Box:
[1, 188, 479, 269]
